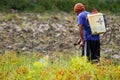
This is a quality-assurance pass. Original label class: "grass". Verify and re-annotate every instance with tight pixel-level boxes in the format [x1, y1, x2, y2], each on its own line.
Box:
[0, 50, 120, 80]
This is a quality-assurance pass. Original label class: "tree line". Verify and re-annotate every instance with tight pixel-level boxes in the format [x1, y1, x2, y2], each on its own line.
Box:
[0, 0, 120, 13]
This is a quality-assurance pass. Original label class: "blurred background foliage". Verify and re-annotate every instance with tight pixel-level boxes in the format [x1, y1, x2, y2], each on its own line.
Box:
[0, 0, 120, 13]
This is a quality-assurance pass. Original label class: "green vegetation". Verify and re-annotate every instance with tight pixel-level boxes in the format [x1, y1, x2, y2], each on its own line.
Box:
[0, 50, 120, 80]
[0, 0, 120, 13]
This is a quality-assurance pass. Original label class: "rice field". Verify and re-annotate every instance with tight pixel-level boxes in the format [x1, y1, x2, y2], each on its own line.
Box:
[0, 50, 120, 80]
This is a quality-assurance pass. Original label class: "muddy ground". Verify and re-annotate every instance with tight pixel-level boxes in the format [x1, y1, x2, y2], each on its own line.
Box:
[0, 12, 120, 60]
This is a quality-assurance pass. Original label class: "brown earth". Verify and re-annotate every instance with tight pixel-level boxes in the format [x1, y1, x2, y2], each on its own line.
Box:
[0, 12, 119, 59]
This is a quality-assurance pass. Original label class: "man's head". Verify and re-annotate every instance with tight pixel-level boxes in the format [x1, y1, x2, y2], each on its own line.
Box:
[74, 3, 85, 15]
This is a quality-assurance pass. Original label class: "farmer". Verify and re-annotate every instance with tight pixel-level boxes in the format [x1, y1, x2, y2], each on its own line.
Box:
[74, 3, 100, 63]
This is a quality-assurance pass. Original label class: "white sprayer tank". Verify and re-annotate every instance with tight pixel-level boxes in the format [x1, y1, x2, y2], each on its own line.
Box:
[88, 13, 106, 35]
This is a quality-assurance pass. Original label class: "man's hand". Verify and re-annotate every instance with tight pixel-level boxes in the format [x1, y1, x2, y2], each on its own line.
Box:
[74, 39, 81, 46]
[79, 40, 84, 47]
[74, 39, 84, 47]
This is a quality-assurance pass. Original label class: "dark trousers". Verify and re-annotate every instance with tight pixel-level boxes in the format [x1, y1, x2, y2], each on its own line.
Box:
[82, 40, 100, 62]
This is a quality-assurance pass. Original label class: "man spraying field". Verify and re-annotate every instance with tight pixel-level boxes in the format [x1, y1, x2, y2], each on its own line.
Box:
[74, 3, 101, 63]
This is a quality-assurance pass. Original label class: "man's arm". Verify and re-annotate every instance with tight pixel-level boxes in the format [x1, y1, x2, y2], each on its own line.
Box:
[79, 24, 84, 47]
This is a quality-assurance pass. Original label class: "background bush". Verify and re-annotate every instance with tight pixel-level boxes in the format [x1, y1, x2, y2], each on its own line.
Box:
[0, 0, 120, 13]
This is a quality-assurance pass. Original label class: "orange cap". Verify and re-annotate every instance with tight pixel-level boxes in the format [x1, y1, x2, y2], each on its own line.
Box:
[74, 3, 85, 13]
